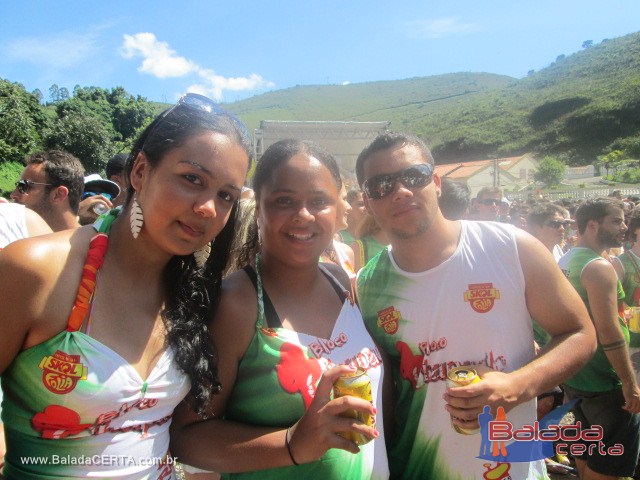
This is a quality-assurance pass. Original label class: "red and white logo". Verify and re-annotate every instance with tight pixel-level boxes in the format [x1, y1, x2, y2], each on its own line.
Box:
[464, 283, 500, 313]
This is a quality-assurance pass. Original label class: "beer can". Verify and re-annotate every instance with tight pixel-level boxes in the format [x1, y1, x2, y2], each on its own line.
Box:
[629, 307, 640, 333]
[333, 369, 374, 445]
[92, 203, 109, 215]
[446, 366, 481, 435]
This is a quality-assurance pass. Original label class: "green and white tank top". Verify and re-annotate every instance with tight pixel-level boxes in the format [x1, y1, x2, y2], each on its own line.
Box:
[1, 211, 190, 479]
[357, 220, 546, 480]
[221, 257, 389, 480]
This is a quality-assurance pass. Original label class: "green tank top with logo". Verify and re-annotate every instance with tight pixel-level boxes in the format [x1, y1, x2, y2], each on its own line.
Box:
[221, 256, 388, 479]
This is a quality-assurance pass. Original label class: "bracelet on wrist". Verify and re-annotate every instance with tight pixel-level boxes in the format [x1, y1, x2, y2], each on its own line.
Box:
[285, 426, 299, 466]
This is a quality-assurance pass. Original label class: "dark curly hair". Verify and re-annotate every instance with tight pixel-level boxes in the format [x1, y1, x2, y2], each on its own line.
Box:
[126, 101, 252, 417]
[24, 150, 85, 213]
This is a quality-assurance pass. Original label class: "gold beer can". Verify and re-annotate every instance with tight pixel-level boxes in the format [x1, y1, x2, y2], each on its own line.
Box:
[333, 369, 374, 445]
[446, 366, 482, 435]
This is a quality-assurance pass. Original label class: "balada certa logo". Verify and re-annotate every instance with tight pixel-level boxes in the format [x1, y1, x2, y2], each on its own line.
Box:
[477, 399, 623, 476]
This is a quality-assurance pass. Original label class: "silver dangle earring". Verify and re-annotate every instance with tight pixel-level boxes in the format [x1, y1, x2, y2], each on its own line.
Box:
[194, 240, 213, 268]
[130, 196, 144, 239]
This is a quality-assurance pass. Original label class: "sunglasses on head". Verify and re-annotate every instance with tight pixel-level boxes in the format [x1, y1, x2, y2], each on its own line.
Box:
[545, 220, 572, 229]
[141, 93, 249, 152]
[479, 198, 501, 206]
[82, 191, 113, 201]
[363, 163, 434, 200]
[15, 179, 53, 194]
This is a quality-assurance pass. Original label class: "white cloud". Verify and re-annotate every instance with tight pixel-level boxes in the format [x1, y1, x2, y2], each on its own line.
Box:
[121, 32, 274, 100]
[5, 32, 100, 69]
[407, 17, 482, 39]
[121, 33, 197, 78]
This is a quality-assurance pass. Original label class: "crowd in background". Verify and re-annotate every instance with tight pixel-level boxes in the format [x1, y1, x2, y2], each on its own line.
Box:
[0, 94, 637, 480]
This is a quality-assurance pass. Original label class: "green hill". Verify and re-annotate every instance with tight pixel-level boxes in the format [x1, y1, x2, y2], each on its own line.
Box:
[224, 31, 640, 165]
[3, 31, 639, 177]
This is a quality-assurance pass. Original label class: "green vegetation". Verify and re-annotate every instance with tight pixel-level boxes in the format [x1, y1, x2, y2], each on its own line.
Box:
[0, 81, 158, 172]
[225, 32, 640, 166]
[0, 161, 24, 199]
[534, 156, 566, 186]
[2, 31, 640, 196]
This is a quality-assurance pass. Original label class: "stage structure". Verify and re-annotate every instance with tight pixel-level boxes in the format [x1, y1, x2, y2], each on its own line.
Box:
[254, 120, 391, 178]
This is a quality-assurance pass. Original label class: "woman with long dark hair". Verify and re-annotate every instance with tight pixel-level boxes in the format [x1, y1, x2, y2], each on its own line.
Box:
[0, 93, 251, 479]
[171, 139, 388, 479]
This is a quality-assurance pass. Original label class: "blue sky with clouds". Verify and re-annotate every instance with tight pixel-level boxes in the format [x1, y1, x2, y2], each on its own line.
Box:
[1, 1, 638, 104]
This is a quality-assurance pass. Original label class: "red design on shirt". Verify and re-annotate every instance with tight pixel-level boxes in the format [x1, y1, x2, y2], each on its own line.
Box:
[276, 343, 322, 408]
[68, 233, 109, 332]
[39, 350, 88, 394]
[464, 283, 501, 313]
[32, 405, 92, 439]
[396, 341, 423, 389]
[482, 462, 512, 480]
[260, 327, 278, 337]
[377, 306, 401, 334]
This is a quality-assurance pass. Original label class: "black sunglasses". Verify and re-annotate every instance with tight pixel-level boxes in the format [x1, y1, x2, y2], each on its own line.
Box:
[545, 220, 572, 229]
[142, 93, 249, 152]
[15, 179, 53, 194]
[363, 164, 434, 200]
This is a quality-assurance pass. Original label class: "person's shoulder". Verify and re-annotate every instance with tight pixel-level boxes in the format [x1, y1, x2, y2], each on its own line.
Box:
[461, 220, 520, 253]
[213, 268, 259, 353]
[0, 226, 92, 281]
[23, 207, 52, 237]
[357, 247, 390, 283]
[216, 268, 258, 325]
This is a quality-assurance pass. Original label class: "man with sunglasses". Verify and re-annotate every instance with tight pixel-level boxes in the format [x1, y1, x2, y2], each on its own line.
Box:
[355, 132, 596, 479]
[473, 186, 504, 221]
[527, 202, 572, 261]
[10, 150, 85, 232]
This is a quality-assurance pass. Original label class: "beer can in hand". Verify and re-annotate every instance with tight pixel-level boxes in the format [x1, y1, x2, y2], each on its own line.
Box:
[333, 369, 374, 445]
[92, 203, 109, 215]
[446, 366, 481, 434]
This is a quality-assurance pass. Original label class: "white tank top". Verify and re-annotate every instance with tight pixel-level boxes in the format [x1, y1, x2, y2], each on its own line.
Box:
[0, 203, 29, 249]
[357, 221, 544, 479]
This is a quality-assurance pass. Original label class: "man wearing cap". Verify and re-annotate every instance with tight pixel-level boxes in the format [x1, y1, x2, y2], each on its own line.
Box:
[77, 173, 121, 225]
[11, 150, 85, 232]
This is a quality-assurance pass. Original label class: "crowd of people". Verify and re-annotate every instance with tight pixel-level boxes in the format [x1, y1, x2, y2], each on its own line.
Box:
[0, 93, 638, 480]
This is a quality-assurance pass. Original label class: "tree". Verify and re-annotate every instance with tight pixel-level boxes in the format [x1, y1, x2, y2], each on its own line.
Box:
[58, 87, 70, 101]
[44, 111, 116, 173]
[534, 156, 566, 186]
[32, 89, 43, 103]
[48, 84, 59, 103]
[0, 79, 48, 162]
[582, 40, 593, 49]
[111, 96, 155, 140]
[598, 150, 625, 177]
[555, 54, 566, 62]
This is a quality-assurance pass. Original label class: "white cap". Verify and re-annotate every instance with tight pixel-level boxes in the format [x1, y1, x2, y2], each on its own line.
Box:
[84, 174, 121, 199]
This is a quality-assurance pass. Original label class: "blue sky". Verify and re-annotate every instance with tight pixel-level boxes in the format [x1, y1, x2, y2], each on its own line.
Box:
[1, 1, 639, 104]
